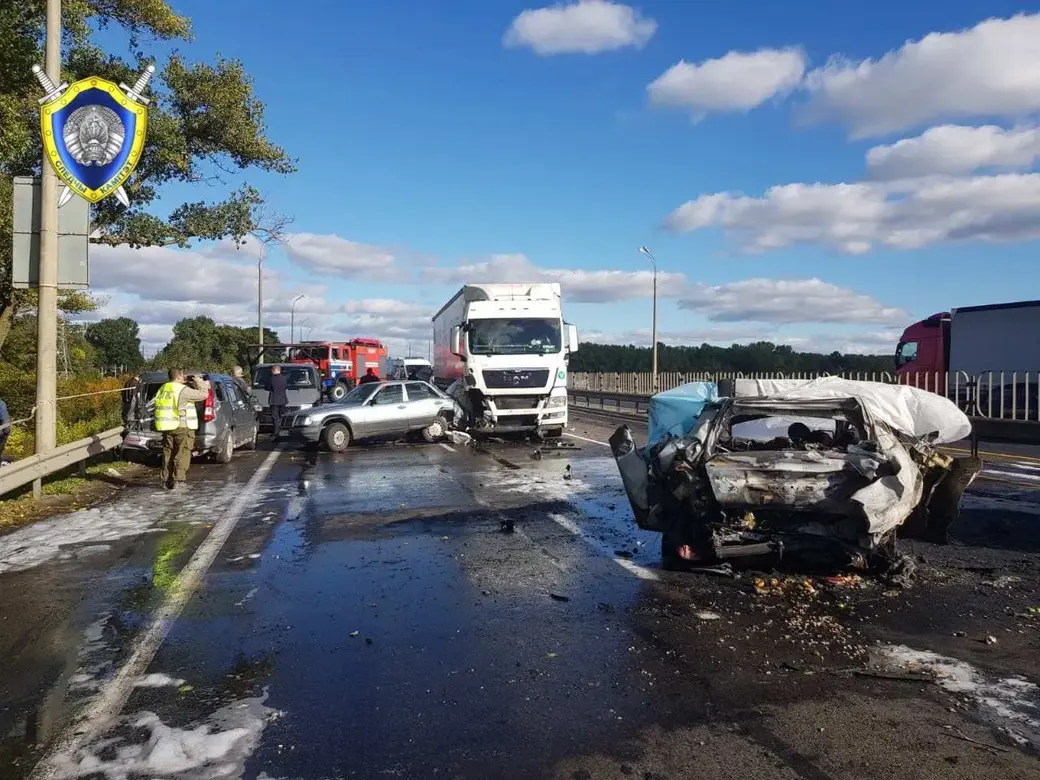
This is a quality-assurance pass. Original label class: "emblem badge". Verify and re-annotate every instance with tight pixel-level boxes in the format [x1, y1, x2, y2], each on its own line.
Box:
[32, 63, 154, 208]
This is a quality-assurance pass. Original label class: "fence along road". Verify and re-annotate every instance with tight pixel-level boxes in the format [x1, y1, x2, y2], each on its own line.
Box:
[571, 370, 1040, 450]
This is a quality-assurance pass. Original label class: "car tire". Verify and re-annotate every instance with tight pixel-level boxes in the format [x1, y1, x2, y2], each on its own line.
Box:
[421, 414, 449, 443]
[216, 431, 235, 464]
[330, 383, 348, 401]
[324, 422, 351, 452]
[241, 426, 258, 451]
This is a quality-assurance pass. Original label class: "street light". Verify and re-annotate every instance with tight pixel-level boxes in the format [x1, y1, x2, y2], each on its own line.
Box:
[290, 294, 305, 344]
[255, 238, 266, 347]
[638, 246, 659, 392]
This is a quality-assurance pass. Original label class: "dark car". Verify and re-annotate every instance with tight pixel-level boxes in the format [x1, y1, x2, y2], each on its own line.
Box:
[122, 371, 262, 463]
[250, 363, 323, 432]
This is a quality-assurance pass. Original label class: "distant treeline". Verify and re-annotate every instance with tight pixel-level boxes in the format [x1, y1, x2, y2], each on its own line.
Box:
[568, 342, 893, 375]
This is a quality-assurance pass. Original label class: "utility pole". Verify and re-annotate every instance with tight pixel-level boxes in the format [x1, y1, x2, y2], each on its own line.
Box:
[290, 294, 304, 344]
[257, 240, 266, 347]
[34, 0, 61, 498]
[639, 246, 659, 393]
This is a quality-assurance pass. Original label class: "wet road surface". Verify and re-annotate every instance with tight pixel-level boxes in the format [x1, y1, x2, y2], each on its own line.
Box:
[0, 409, 1038, 779]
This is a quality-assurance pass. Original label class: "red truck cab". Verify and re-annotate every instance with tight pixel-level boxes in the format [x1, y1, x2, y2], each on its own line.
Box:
[895, 312, 950, 377]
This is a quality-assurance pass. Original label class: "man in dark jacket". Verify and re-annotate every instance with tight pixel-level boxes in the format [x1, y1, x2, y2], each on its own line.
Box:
[269, 365, 289, 438]
[358, 367, 380, 385]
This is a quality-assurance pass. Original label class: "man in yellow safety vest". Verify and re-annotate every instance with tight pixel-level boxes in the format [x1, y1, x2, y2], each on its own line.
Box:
[153, 369, 210, 490]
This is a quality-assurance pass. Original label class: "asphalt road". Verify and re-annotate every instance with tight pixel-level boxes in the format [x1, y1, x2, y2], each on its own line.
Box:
[0, 409, 1037, 779]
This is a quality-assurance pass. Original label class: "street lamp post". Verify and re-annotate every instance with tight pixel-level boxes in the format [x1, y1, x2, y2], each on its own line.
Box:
[256, 240, 266, 347]
[290, 294, 305, 344]
[638, 246, 659, 392]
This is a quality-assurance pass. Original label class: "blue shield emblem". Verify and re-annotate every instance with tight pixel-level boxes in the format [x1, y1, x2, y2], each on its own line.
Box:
[39, 75, 149, 205]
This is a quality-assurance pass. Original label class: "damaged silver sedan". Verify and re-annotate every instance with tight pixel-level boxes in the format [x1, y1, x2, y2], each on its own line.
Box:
[610, 379, 983, 577]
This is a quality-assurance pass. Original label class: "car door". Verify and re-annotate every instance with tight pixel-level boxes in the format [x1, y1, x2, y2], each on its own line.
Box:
[364, 384, 407, 435]
[404, 382, 441, 429]
[229, 380, 256, 444]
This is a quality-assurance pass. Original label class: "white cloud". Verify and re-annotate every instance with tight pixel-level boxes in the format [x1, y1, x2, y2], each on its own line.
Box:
[503, 0, 656, 56]
[423, 253, 687, 303]
[678, 278, 907, 325]
[866, 124, 1040, 179]
[283, 233, 401, 280]
[802, 13, 1040, 138]
[663, 173, 1040, 253]
[648, 48, 807, 117]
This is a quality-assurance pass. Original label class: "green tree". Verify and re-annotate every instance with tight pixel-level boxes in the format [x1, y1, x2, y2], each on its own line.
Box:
[152, 316, 279, 372]
[85, 316, 143, 369]
[1, 313, 97, 375]
[568, 341, 894, 375]
[0, 0, 295, 349]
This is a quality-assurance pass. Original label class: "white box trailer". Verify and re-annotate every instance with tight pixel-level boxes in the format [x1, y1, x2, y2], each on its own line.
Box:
[949, 301, 1040, 377]
[432, 283, 578, 436]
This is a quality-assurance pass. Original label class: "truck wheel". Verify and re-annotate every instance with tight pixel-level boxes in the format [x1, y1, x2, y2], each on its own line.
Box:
[542, 427, 564, 439]
[324, 422, 351, 452]
[330, 382, 348, 401]
[216, 431, 234, 464]
[421, 415, 449, 443]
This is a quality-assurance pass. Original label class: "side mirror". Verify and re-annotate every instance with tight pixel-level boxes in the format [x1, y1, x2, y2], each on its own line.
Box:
[253, 404, 263, 412]
[566, 324, 579, 353]
[450, 325, 462, 356]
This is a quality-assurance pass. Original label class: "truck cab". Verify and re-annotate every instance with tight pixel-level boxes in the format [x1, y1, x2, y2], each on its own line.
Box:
[895, 312, 950, 377]
[434, 283, 579, 438]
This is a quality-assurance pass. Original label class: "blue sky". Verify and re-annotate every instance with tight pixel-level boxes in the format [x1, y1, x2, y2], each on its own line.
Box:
[86, 1, 1040, 358]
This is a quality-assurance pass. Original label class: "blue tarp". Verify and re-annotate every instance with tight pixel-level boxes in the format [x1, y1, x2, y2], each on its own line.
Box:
[647, 382, 719, 447]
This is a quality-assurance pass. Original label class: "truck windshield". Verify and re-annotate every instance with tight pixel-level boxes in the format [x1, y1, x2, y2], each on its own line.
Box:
[895, 340, 918, 368]
[468, 318, 561, 355]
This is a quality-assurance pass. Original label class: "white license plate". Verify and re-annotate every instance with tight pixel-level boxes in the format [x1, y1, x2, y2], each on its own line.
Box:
[124, 434, 146, 446]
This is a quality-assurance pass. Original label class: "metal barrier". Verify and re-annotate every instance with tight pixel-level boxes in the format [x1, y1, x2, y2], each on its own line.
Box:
[567, 388, 1040, 452]
[0, 426, 124, 498]
[570, 371, 1040, 422]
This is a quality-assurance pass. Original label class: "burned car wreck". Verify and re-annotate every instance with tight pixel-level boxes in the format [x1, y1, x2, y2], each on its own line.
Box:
[610, 378, 982, 575]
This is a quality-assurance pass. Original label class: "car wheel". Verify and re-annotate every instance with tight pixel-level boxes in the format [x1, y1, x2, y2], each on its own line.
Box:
[216, 431, 234, 464]
[421, 415, 449, 443]
[242, 426, 258, 451]
[324, 422, 351, 452]
[330, 383, 348, 401]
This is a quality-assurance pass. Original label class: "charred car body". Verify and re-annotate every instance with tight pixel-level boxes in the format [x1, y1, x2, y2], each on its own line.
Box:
[610, 378, 982, 574]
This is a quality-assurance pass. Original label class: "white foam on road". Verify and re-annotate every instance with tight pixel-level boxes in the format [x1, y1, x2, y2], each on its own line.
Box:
[49, 692, 282, 780]
[30, 447, 284, 780]
[133, 673, 186, 689]
[874, 644, 1040, 751]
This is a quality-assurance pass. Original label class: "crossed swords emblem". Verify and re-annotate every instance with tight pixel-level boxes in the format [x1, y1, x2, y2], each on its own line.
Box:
[31, 63, 155, 208]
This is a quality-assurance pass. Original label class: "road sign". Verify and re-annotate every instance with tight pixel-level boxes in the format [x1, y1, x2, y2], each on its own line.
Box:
[11, 175, 90, 288]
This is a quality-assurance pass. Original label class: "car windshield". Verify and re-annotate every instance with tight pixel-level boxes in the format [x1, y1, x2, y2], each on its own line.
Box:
[468, 318, 561, 355]
[253, 365, 317, 389]
[336, 382, 381, 405]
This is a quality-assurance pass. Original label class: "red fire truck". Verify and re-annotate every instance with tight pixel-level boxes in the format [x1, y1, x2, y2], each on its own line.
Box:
[288, 338, 390, 399]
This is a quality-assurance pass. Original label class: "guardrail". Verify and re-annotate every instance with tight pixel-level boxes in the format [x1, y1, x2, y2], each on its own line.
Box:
[0, 426, 124, 498]
[571, 370, 1040, 422]
[567, 387, 1040, 455]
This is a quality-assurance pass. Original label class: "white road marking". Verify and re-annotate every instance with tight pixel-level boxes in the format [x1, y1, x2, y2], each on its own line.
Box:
[439, 443, 456, 452]
[565, 432, 609, 447]
[30, 446, 285, 779]
[985, 468, 1040, 483]
[548, 512, 659, 581]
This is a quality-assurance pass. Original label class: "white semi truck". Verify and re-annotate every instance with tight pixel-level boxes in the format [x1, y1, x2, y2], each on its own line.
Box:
[432, 282, 579, 437]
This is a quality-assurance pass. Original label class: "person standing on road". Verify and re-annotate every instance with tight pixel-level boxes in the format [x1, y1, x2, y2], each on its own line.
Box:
[232, 365, 251, 399]
[359, 367, 380, 385]
[269, 365, 289, 439]
[0, 397, 10, 465]
[153, 369, 210, 490]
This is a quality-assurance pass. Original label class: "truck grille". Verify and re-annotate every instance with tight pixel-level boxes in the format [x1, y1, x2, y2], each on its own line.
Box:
[482, 369, 550, 389]
[494, 395, 542, 410]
